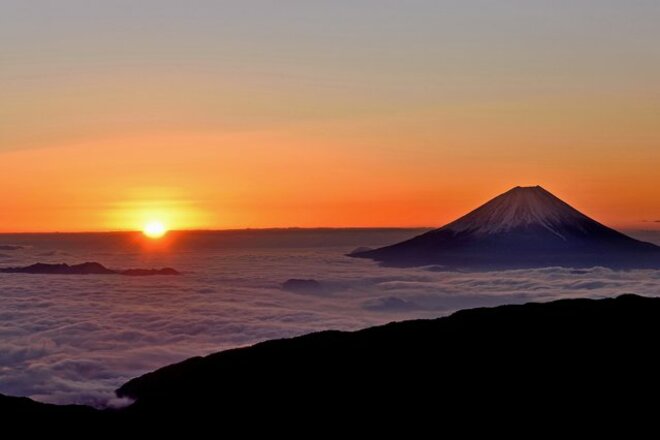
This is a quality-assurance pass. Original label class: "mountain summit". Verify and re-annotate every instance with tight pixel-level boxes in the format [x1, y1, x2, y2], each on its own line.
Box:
[443, 186, 593, 238]
[350, 186, 660, 269]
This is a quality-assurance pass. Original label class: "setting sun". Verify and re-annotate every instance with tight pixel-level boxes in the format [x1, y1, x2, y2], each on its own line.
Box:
[143, 221, 167, 239]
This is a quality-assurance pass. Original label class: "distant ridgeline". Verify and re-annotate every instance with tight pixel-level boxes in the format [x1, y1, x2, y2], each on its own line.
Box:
[1, 294, 660, 429]
[0, 262, 180, 276]
[350, 186, 660, 269]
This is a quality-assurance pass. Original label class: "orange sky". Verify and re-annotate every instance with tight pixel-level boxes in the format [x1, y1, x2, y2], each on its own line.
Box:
[1, 1, 659, 232]
[1, 123, 657, 232]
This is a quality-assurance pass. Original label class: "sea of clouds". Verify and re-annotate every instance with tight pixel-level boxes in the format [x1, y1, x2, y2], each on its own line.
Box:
[0, 230, 658, 406]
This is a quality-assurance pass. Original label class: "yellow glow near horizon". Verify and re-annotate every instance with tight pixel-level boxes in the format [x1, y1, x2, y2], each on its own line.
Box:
[143, 221, 167, 239]
[103, 183, 211, 233]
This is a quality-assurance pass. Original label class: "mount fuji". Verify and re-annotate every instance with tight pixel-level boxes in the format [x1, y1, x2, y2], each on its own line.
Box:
[350, 186, 660, 269]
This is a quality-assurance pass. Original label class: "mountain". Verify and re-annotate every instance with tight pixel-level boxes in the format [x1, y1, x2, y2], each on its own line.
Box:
[0, 262, 180, 276]
[0, 262, 116, 275]
[350, 186, 660, 268]
[0, 393, 105, 424]
[3, 294, 660, 430]
[109, 294, 660, 423]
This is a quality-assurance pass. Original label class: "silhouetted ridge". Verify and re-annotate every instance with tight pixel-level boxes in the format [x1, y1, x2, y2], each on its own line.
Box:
[350, 186, 660, 268]
[5, 294, 660, 430]
[0, 262, 180, 276]
[0, 393, 104, 423]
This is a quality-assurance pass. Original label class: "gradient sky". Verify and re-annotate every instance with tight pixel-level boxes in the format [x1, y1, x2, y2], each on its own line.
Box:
[2, 0, 659, 232]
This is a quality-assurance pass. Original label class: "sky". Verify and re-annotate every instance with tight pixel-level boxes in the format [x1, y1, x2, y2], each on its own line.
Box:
[1, 0, 659, 232]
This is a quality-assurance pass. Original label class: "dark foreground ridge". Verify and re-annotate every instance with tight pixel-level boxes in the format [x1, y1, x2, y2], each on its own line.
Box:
[350, 186, 660, 269]
[3, 294, 660, 429]
[0, 262, 180, 276]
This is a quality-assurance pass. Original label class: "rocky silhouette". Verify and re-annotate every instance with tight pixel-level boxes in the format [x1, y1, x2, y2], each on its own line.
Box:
[0, 393, 105, 424]
[0, 262, 180, 276]
[3, 293, 660, 430]
[350, 186, 660, 269]
[0, 245, 24, 251]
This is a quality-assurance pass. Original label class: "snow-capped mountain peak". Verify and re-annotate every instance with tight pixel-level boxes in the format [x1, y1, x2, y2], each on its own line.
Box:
[442, 186, 589, 239]
[350, 185, 660, 269]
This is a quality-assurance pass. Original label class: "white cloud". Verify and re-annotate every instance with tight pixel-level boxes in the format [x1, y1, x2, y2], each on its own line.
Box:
[0, 237, 658, 407]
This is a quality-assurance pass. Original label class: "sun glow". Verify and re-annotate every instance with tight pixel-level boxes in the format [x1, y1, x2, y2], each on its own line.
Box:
[143, 221, 167, 239]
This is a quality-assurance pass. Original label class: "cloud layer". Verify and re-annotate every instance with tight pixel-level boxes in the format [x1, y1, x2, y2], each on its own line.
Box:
[0, 231, 658, 406]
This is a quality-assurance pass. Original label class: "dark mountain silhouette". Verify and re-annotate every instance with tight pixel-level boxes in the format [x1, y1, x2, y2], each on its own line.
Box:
[115, 293, 660, 423]
[4, 294, 660, 430]
[0, 262, 180, 276]
[0, 393, 105, 424]
[0, 245, 24, 251]
[350, 186, 660, 268]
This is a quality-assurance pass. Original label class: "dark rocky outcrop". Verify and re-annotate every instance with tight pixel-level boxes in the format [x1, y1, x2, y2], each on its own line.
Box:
[0, 245, 23, 251]
[0, 262, 116, 275]
[0, 262, 180, 276]
[119, 267, 181, 276]
[0, 393, 107, 425]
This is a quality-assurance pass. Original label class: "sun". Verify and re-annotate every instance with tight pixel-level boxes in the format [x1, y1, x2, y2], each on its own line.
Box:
[143, 221, 167, 239]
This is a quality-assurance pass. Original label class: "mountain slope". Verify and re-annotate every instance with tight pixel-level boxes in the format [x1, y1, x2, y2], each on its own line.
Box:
[116, 294, 660, 424]
[4, 294, 660, 429]
[0, 393, 107, 426]
[351, 186, 660, 268]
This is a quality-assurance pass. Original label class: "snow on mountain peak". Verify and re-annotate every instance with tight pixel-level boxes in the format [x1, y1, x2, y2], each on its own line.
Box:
[442, 186, 589, 238]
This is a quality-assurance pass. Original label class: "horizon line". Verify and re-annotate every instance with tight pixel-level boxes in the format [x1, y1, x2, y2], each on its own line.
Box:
[0, 225, 658, 235]
[0, 226, 437, 235]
